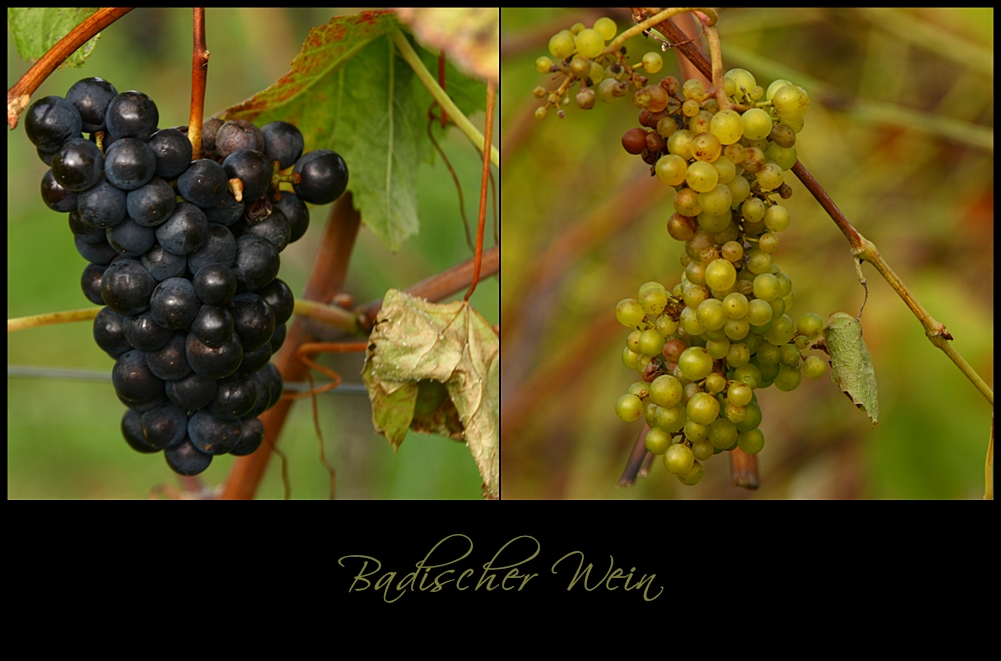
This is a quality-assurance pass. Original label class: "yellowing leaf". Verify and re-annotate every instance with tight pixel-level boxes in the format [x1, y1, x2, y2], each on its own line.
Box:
[824, 312, 879, 426]
[394, 8, 499, 84]
[361, 290, 499, 499]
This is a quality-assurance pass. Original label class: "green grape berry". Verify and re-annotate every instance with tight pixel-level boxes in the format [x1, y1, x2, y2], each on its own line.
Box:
[737, 428, 765, 454]
[642, 51, 663, 74]
[645, 427, 672, 454]
[593, 17, 617, 41]
[676, 459, 705, 485]
[650, 374, 683, 408]
[803, 355, 827, 379]
[796, 312, 824, 338]
[678, 346, 714, 381]
[687, 392, 721, 426]
[548, 30, 575, 59]
[615, 393, 643, 421]
[616, 299, 646, 328]
[535, 56, 554, 73]
[664, 443, 695, 475]
[574, 28, 605, 59]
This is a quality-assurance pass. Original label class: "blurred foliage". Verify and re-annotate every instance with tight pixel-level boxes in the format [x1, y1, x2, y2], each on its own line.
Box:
[7, 8, 498, 499]
[500, 8, 992, 499]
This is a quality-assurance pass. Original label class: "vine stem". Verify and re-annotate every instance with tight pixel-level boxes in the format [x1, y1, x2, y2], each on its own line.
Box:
[605, 7, 717, 55]
[391, 29, 500, 169]
[648, 14, 994, 408]
[794, 161, 994, 407]
[465, 80, 496, 301]
[188, 8, 209, 159]
[8, 308, 99, 332]
[293, 300, 359, 335]
[703, 23, 730, 111]
[7, 7, 135, 129]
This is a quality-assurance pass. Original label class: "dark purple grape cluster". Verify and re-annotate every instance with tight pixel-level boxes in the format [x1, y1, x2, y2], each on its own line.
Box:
[27, 77, 349, 476]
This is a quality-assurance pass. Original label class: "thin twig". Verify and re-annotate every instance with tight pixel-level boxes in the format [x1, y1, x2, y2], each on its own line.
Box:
[7, 7, 135, 129]
[8, 307, 99, 332]
[188, 8, 209, 159]
[466, 80, 496, 302]
[391, 29, 499, 168]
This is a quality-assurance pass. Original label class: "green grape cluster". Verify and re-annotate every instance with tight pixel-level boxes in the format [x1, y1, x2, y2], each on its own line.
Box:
[532, 16, 664, 119]
[612, 68, 830, 486]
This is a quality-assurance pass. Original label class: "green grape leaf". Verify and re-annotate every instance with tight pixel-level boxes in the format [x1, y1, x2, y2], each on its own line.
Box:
[221, 10, 487, 251]
[823, 312, 879, 426]
[361, 289, 499, 499]
[7, 8, 101, 68]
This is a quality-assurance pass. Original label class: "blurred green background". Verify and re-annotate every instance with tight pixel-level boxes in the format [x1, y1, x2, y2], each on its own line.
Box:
[500, 8, 993, 499]
[7, 8, 498, 499]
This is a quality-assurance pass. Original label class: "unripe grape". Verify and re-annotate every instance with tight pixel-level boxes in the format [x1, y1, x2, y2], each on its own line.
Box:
[741, 108, 772, 141]
[764, 315, 796, 346]
[742, 197, 766, 223]
[772, 84, 810, 120]
[650, 374, 683, 408]
[707, 418, 737, 450]
[642, 51, 663, 73]
[705, 373, 727, 394]
[780, 343, 802, 368]
[567, 56, 589, 78]
[803, 355, 827, 379]
[615, 394, 643, 421]
[682, 79, 705, 101]
[678, 346, 713, 381]
[687, 392, 721, 426]
[765, 142, 798, 170]
[737, 428, 765, 454]
[626, 330, 642, 353]
[679, 306, 705, 336]
[655, 314, 679, 337]
[622, 347, 641, 369]
[758, 232, 780, 253]
[664, 444, 695, 475]
[574, 28, 605, 59]
[534, 107, 548, 120]
[766, 79, 794, 101]
[656, 155, 688, 187]
[712, 156, 736, 184]
[696, 298, 726, 331]
[773, 365, 802, 391]
[616, 299, 646, 327]
[698, 186, 732, 217]
[757, 162, 784, 191]
[667, 130, 695, 159]
[796, 312, 824, 338]
[752, 273, 780, 301]
[645, 427, 672, 454]
[569, 22, 585, 34]
[726, 175, 750, 204]
[704, 259, 737, 291]
[721, 241, 745, 264]
[640, 287, 668, 316]
[684, 260, 705, 285]
[747, 298, 774, 325]
[688, 110, 713, 135]
[549, 30, 575, 59]
[682, 284, 709, 309]
[775, 272, 793, 297]
[709, 109, 744, 145]
[722, 292, 749, 319]
[725, 342, 750, 367]
[763, 205, 791, 232]
[735, 402, 762, 432]
[724, 68, 756, 101]
[638, 329, 666, 356]
[746, 249, 773, 275]
[686, 161, 718, 193]
[657, 116, 679, 138]
[684, 420, 708, 443]
[724, 317, 750, 341]
[593, 17, 617, 40]
[691, 132, 722, 162]
[535, 56, 554, 73]
[769, 123, 797, 148]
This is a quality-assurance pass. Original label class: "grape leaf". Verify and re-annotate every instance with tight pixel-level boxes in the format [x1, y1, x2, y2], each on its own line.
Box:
[394, 8, 499, 84]
[221, 10, 487, 251]
[824, 312, 879, 426]
[7, 8, 101, 68]
[361, 289, 499, 499]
